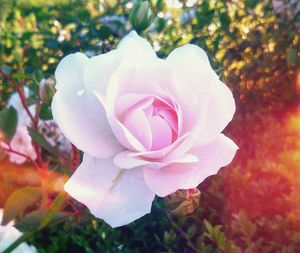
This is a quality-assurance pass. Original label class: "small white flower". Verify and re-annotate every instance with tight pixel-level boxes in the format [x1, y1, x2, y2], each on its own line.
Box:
[0, 209, 37, 253]
[1, 125, 37, 164]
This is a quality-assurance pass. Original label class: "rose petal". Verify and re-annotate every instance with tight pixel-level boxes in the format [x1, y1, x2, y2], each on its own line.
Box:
[123, 110, 152, 150]
[166, 45, 235, 143]
[143, 134, 238, 197]
[114, 151, 198, 169]
[55, 52, 88, 96]
[166, 44, 218, 92]
[116, 93, 154, 119]
[52, 91, 123, 158]
[191, 134, 238, 168]
[83, 50, 121, 94]
[148, 115, 173, 151]
[106, 59, 172, 117]
[117, 31, 156, 62]
[65, 154, 155, 228]
[64, 154, 121, 209]
[128, 131, 191, 160]
[109, 118, 146, 151]
[198, 81, 236, 143]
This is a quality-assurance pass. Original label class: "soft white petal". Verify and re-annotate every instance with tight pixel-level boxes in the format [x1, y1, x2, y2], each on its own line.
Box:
[114, 151, 198, 169]
[117, 31, 156, 62]
[143, 134, 238, 197]
[83, 50, 121, 94]
[198, 81, 236, 143]
[190, 134, 238, 168]
[91, 168, 155, 228]
[166, 44, 218, 92]
[52, 90, 123, 158]
[0, 209, 37, 253]
[109, 118, 146, 151]
[55, 52, 88, 95]
[64, 154, 121, 210]
[65, 154, 155, 228]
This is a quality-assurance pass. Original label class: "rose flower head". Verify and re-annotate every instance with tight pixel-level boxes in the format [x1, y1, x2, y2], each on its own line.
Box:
[52, 31, 238, 227]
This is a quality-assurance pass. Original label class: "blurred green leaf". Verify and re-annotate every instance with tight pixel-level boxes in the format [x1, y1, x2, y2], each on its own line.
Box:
[0, 106, 18, 142]
[2, 187, 42, 225]
[39, 104, 53, 120]
[11, 73, 31, 79]
[286, 48, 297, 67]
[28, 127, 57, 155]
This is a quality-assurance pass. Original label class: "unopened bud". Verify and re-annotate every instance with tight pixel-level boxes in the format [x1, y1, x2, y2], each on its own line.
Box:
[129, 1, 153, 32]
[39, 78, 56, 104]
[165, 188, 201, 216]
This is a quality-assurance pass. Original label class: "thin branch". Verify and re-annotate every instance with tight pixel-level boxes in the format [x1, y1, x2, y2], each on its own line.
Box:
[0, 68, 44, 167]
[2, 145, 40, 169]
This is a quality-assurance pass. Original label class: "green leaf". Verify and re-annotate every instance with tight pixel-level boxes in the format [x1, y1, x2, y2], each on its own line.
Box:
[286, 48, 297, 67]
[12, 73, 31, 80]
[0, 106, 18, 142]
[39, 191, 65, 229]
[14, 210, 43, 232]
[28, 127, 57, 155]
[39, 104, 53, 120]
[14, 209, 68, 233]
[204, 219, 213, 234]
[2, 187, 42, 225]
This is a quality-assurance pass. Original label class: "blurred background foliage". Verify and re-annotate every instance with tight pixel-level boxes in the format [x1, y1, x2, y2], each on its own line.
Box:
[0, 0, 299, 252]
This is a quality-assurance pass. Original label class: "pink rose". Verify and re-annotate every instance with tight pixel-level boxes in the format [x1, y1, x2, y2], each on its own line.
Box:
[52, 31, 237, 227]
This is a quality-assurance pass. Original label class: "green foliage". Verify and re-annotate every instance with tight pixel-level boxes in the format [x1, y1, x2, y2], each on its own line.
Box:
[15, 210, 67, 233]
[2, 187, 42, 225]
[0, 106, 18, 141]
[0, 0, 299, 252]
[28, 127, 57, 155]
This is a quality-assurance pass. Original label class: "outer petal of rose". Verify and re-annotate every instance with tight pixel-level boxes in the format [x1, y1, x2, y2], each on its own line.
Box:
[197, 81, 236, 143]
[117, 31, 156, 62]
[83, 50, 121, 94]
[65, 154, 155, 228]
[166, 45, 235, 143]
[52, 90, 123, 158]
[190, 134, 238, 168]
[55, 52, 88, 96]
[166, 44, 218, 91]
[143, 134, 238, 197]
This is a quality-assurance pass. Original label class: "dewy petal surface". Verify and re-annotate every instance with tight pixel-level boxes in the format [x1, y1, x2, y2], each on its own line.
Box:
[143, 134, 238, 197]
[55, 52, 88, 95]
[65, 154, 155, 228]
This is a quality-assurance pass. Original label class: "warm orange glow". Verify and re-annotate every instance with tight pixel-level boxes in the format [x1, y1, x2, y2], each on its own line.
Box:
[296, 71, 300, 95]
[221, 105, 300, 237]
